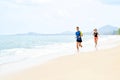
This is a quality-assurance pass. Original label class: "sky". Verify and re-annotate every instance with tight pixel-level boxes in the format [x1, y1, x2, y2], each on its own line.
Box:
[0, 0, 120, 34]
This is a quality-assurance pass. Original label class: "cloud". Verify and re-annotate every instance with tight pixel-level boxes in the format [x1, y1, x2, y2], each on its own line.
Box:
[0, 0, 120, 34]
[1, 0, 54, 5]
[99, 0, 120, 5]
[15, 0, 53, 4]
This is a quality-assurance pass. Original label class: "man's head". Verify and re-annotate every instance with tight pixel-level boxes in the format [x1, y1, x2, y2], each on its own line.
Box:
[76, 26, 79, 31]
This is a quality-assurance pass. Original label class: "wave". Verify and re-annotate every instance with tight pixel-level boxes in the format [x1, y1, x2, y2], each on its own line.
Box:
[0, 35, 120, 75]
[1, 35, 120, 65]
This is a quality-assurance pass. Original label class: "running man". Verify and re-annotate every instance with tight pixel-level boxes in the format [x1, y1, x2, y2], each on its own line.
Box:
[75, 26, 83, 52]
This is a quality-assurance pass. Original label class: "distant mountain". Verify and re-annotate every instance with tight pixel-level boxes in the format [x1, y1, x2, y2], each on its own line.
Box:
[16, 32, 41, 35]
[98, 25, 118, 35]
[15, 25, 119, 35]
[59, 25, 119, 35]
[16, 31, 75, 35]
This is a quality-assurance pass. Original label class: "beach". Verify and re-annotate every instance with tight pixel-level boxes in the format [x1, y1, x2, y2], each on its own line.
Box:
[1, 0, 120, 79]
[0, 37, 120, 80]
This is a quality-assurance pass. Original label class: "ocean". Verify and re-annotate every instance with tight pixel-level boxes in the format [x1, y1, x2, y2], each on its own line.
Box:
[0, 35, 72, 63]
[0, 34, 119, 75]
[0, 34, 75, 50]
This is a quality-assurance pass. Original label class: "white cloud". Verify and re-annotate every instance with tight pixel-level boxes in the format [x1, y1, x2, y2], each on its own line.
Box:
[98, 0, 120, 5]
[15, 0, 24, 4]
[31, 0, 53, 3]
[13, 0, 54, 4]
[0, 0, 120, 34]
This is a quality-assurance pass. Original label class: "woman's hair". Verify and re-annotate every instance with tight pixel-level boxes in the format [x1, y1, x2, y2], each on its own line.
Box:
[94, 28, 97, 31]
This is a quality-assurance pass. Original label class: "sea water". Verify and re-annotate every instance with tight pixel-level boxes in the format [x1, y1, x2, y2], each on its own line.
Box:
[0, 34, 92, 65]
[0, 34, 120, 75]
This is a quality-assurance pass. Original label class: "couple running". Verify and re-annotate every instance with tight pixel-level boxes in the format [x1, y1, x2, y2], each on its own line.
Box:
[75, 26, 98, 52]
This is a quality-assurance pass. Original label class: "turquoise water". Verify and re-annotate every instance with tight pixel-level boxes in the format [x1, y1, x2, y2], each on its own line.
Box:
[0, 34, 75, 50]
[0, 34, 92, 65]
[0, 35, 74, 65]
[1, 34, 120, 75]
[0, 34, 92, 50]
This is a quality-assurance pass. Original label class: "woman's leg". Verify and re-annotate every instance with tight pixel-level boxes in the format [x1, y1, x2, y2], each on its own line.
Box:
[94, 37, 98, 47]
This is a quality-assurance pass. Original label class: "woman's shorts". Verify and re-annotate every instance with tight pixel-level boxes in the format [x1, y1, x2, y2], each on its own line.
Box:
[94, 37, 98, 41]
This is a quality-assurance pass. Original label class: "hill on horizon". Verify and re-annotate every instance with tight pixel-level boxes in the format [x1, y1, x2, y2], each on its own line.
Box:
[14, 25, 119, 35]
[98, 25, 118, 35]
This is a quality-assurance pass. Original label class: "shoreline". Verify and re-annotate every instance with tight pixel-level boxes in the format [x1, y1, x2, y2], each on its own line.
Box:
[0, 35, 120, 76]
[1, 44, 120, 80]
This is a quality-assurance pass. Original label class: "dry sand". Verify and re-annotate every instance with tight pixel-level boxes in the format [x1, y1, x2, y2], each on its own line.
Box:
[1, 45, 120, 80]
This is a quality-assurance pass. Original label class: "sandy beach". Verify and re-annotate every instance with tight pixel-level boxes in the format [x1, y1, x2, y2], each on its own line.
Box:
[1, 43, 120, 80]
[0, 0, 120, 79]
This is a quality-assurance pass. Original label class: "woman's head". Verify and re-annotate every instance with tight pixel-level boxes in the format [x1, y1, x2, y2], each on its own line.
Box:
[94, 28, 97, 32]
